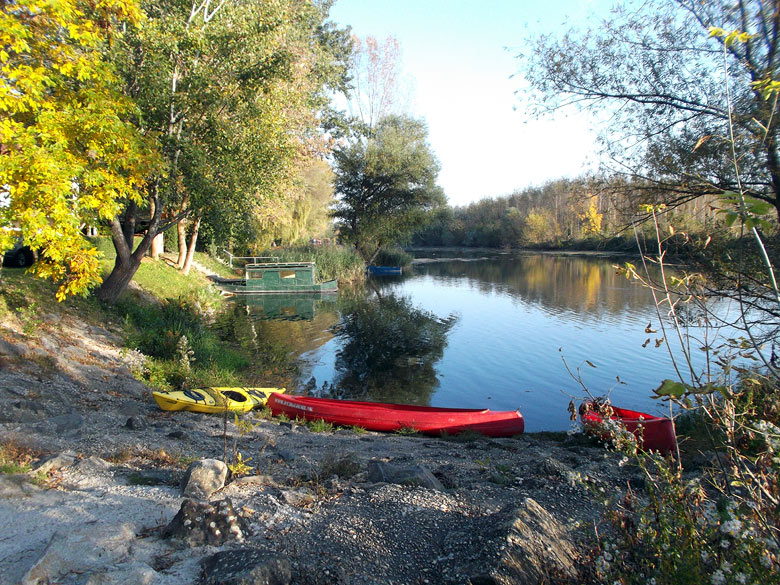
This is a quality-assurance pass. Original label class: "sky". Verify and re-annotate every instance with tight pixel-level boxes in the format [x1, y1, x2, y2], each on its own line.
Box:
[328, 0, 618, 207]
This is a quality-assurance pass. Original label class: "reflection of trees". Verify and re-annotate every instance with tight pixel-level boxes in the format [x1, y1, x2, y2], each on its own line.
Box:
[328, 293, 456, 404]
[413, 255, 659, 319]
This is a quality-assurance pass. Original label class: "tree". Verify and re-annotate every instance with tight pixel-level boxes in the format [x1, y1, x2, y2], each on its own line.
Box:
[347, 35, 405, 129]
[0, 0, 159, 299]
[519, 0, 780, 220]
[331, 115, 445, 263]
[97, 0, 350, 301]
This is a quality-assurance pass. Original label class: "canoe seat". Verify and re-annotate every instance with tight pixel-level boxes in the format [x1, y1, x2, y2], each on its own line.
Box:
[184, 389, 205, 402]
[222, 390, 249, 403]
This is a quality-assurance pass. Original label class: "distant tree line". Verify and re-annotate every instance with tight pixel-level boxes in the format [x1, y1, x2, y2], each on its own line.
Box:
[412, 176, 726, 249]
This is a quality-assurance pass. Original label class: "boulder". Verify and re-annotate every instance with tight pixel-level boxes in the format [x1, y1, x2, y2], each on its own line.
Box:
[33, 451, 78, 474]
[124, 415, 148, 431]
[496, 498, 578, 584]
[21, 523, 135, 585]
[182, 458, 228, 499]
[367, 460, 444, 491]
[163, 498, 245, 546]
[200, 549, 291, 585]
[83, 562, 159, 585]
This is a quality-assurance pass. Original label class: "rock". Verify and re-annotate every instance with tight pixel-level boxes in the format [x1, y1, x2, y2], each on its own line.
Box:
[280, 488, 315, 507]
[124, 415, 148, 431]
[21, 523, 135, 585]
[182, 458, 228, 499]
[84, 562, 159, 585]
[163, 498, 245, 546]
[231, 475, 274, 488]
[367, 460, 445, 491]
[0, 337, 25, 358]
[538, 457, 569, 478]
[73, 456, 111, 475]
[496, 498, 577, 585]
[200, 549, 292, 585]
[167, 430, 186, 439]
[48, 413, 84, 433]
[34, 451, 78, 473]
[0, 474, 41, 498]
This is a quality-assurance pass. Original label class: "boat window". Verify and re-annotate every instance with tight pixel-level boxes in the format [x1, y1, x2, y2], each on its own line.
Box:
[280, 270, 296, 279]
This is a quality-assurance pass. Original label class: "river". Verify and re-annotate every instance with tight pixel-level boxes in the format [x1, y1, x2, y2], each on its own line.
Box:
[232, 252, 730, 432]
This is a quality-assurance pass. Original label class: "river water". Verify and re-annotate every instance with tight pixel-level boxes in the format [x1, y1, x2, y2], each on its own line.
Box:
[233, 252, 729, 432]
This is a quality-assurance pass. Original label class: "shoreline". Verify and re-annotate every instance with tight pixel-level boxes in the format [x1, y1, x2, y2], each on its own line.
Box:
[0, 305, 635, 585]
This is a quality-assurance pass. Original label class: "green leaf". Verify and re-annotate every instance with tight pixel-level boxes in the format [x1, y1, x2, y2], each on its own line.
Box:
[654, 379, 687, 398]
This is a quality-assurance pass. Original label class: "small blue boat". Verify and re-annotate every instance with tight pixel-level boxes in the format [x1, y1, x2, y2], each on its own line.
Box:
[367, 265, 402, 275]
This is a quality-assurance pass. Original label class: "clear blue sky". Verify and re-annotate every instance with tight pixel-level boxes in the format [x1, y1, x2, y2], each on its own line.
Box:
[328, 0, 617, 207]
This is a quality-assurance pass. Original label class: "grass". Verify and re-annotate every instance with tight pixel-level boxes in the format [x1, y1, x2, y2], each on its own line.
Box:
[0, 441, 41, 475]
[260, 244, 366, 285]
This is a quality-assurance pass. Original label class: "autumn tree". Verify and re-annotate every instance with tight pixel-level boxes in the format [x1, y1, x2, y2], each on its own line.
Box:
[331, 115, 445, 263]
[98, 0, 350, 299]
[347, 35, 406, 129]
[519, 0, 780, 220]
[0, 0, 159, 299]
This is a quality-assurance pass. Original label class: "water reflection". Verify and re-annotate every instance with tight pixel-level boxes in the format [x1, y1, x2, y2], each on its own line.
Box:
[225, 254, 729, 431]
[326, 293, 457, 404]
[393, 254, 657, 324]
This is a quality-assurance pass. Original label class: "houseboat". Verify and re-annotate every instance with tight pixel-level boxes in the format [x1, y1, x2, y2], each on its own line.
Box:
[215, 261, 338, 295]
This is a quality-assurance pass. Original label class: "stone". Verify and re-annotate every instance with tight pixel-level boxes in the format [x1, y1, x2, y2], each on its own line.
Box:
[34, 451, 77, 474]
[182, 458, 228, 499]
[0, 337, 25, 358]
[0, 474, 41, 498]
[163, 498, 245, 546]
[124, 415, 148, 431]
[231, 475, 274, 488]
[167, 430, 186, 439]
[48, 413, 84, 433]
[84, 562, 159, 585]
[21, 523, 135, 585]
[367, 460, 444, 491]
[496, 498, 577, 585]
[200, 548, 292, 585]
[280, 488, 315, 507]
[73, 456, 111, 475]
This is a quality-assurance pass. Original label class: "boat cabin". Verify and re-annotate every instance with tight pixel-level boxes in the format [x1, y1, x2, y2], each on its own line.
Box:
[240, 261, 337, 293]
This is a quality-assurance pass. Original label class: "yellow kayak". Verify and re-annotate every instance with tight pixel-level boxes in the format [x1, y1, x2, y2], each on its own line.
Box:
[218, 386, 286, 408]
[153, 387, 254, 414]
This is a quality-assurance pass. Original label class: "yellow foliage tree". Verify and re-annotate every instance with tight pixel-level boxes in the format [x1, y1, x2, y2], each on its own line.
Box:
[0, 0, 159, 299]
[579, 196, 603, 236]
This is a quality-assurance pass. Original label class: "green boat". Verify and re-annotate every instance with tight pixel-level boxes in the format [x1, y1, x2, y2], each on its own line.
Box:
[216, 261, 338, 295]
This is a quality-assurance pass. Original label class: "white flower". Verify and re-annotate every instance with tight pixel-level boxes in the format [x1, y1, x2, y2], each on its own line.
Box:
[720, 519, 743, 537]
[720, 540, 731, 549]
[735, 573, 747, 584]
[710, 569, 726, 585]
[720, 560, 732, 574]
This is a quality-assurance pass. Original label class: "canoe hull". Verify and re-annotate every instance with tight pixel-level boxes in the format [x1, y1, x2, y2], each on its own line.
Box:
[153, 387, 254, 414]
[267, 394, 524, 437]
[581, 403, 677, 453]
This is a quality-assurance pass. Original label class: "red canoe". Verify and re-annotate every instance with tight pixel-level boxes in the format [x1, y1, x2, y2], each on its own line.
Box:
[267, 394, 525, 437]
[580, 403, 677, 453]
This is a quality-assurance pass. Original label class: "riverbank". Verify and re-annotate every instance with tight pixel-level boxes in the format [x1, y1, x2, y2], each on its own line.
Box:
[0, 270, 646, 585]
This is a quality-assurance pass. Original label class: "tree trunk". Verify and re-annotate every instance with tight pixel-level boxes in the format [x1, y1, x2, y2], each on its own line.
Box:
[97, 183, 164, 304]
[181, 216, 201, 275]
[150, 232, 164, 260]
[176, 218, 188, 268]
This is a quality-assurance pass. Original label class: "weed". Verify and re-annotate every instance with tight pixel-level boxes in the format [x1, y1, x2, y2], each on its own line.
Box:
[350, 425, 367, 434]
[395, 426, 420, 436]
[127, 473, 163, 486]
[307, 418, 333, 433]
